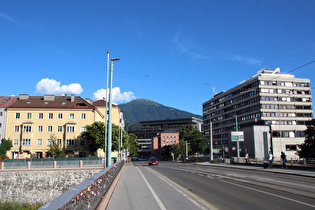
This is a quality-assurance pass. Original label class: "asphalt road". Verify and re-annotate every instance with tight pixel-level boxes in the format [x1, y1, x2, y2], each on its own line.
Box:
[133, 161, 315, 210]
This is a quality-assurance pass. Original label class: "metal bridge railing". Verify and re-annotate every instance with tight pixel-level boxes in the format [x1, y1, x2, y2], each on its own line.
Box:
[39, 160, 124, 210]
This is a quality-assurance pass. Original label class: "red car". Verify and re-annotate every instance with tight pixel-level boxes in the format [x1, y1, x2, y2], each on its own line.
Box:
[148, 157, 158, 166]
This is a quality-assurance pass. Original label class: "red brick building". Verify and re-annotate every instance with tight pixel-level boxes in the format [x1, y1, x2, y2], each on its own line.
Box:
[151, 129, 179, 158]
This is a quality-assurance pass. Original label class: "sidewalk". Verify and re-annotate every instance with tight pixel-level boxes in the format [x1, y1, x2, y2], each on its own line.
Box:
[106, 162, 212, 210]
[195, 162, 315, 178]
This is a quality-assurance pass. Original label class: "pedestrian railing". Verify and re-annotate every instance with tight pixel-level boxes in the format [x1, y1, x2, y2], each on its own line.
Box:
[0, 157, 104, 170]
[39, 160, 124, 210]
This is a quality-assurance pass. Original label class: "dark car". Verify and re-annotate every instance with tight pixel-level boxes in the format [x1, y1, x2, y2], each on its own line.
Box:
[148, 157, 158, 166]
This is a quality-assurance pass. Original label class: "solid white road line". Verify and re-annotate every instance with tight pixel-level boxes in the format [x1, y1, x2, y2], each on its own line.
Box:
[220, 179, 315, 208]
[136, 167, 167, 210]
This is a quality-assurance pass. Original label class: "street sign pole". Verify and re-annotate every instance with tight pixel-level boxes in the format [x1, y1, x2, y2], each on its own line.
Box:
[235, 115, 240, 163]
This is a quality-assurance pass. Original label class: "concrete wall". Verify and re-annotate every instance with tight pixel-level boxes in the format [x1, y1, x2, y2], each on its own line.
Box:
[0, 169, 101, 205]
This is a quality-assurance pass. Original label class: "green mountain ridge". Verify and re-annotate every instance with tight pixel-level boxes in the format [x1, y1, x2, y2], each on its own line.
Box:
[118, 99, 202, 123]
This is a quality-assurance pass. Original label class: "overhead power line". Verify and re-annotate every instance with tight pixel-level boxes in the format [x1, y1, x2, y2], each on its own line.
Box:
[114, 70, 210, 86]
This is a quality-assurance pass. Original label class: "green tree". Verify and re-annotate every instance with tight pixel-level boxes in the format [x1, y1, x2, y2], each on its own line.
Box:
[162, 145, 172, 160]
[81, 122, 131, 156]
[0, 138, 13, 158]
[47, 134, 65, 158]
[179, 124, 207, 155]
[81, 122, 106, 155]
[128, 133, 139, 156]
[298, 119, 315, 158]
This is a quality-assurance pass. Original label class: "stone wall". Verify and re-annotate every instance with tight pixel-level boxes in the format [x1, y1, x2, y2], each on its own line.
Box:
[0, 169, 101, 205]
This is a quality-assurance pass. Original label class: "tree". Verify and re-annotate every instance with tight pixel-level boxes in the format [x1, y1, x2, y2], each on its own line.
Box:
[298, 119, 315, 158]
[81, 122, 134, 156]
[179, 124, 207, 155]
[128, 133, 139, 156]
[47, 134, 65, 158]
[0, 138, 13, 158]
[81, 122, 106, 155]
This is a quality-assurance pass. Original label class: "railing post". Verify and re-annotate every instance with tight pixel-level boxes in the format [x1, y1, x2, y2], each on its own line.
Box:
[54, 161, 57, 169]
[27, 161, 31, 169]
[79, 160, 83, 168]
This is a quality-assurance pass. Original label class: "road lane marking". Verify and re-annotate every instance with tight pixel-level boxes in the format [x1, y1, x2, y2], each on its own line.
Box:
[220, 179, 315, 208]
[136, 167, 166, 210]
[147, 167, 218, 210]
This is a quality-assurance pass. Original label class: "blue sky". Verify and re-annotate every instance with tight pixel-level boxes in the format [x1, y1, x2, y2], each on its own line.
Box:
[1, 0, 315, 115]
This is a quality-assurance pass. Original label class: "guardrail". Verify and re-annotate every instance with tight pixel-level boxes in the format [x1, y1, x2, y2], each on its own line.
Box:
[0, 157, 104, 170]
[39, 160, 124, 210]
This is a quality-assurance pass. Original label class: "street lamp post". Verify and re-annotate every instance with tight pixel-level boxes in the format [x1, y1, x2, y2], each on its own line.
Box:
[107, 57, 120, 167]
[104, 51, 110, 168]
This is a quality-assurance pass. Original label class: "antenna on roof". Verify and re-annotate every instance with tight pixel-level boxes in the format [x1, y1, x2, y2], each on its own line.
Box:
[258, 62, 261, 70]
[212, 87, 216, 96]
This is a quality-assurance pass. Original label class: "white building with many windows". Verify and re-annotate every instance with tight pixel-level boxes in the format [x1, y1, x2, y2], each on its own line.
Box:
[203, 68, 313, 161]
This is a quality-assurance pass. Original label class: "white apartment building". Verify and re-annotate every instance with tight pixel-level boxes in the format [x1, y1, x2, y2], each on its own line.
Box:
[203, 68, 313, 161]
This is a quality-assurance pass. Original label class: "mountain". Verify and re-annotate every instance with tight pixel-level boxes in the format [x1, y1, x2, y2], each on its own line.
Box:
[118, 99, 202, 123]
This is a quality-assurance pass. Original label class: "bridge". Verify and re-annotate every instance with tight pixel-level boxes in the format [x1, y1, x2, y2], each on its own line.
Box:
[1, 159, 315, 209]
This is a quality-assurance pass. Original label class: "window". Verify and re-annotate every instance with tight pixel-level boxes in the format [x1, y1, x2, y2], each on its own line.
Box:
[69, 113, 74, 119]
[81, 113, 86, 120]
[22, 139, 32, 146]
[80, 126, 86, 132]
[14, 126, 20, 132]
[57, 139, 62, 146]
[48, 113, 53, 119]
[37, 139, 42, 145]
[80, 139, 85, 146]
[57, 126, 62, 132]
[286, 145, 297, 151]
[47, 139, 51, 146]
[66, 139, 75, 146]
[38, 113, 43, 119]
[15, 113, 20, 119]
[58, 113, 63, 119]
[38, 126, 43, 132]
[48, 126, 52, 132]
[0, 112, 2, 116]
[13, 139, 18, 145]
[66, 126, 75, 133]
[23, 125, 32, 132]
[27, 113, 32, 119]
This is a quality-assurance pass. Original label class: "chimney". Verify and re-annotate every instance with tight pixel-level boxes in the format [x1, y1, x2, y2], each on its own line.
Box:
[44, 94, 55, 101]
[19, 94, 29, 100]
[85, 98, 93, 105]
[71, 94, 75, 102]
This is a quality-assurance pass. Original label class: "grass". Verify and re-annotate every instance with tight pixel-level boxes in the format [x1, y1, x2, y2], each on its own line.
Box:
[0, 201, 43, 210]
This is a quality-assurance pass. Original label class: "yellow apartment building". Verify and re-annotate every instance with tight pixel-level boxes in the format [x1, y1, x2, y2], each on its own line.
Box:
[5, 94, 122, 159]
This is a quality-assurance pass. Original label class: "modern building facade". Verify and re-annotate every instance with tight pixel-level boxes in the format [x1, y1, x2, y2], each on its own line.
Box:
[203, 68, 313, 161]
[5, 94, 122, 159]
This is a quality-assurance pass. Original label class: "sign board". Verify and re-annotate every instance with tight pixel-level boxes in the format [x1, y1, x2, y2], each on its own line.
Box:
[231, 131, 244, 142]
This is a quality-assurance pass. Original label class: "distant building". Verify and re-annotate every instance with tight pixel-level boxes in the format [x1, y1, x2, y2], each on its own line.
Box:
[151, 129, 179, 158]
[129, 117, 202, 157]
[203, 68, 313, 161]
[0, 96, 18, 142]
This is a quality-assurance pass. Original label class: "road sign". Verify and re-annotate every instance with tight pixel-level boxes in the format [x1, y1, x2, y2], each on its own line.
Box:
[231, 131, 244, 142]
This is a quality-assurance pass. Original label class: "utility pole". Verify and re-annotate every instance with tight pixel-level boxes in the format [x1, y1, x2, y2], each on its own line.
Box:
[107, 57, 120, 167]
[104, 51, 109, 168]
[235, 115, 240, 163]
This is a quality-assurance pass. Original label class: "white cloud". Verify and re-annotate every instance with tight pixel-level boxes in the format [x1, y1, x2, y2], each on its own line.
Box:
[35, 78, 83, 95]
[231, 55, 260, 65]
[93, 87, 136, 103]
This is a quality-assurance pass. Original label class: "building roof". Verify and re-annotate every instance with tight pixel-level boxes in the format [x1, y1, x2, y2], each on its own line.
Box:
[93, 99, 118, 107]
[0, 96, 18, 108]
[8, 95, 95, 110]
